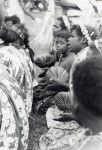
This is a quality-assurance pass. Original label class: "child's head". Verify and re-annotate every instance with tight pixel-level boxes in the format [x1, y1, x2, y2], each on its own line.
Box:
[68, 24, 98, 54]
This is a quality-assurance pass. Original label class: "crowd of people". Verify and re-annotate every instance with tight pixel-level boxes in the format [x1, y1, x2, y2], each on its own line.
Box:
[34, 15, 102, 150]
[0, 1, 102, 150]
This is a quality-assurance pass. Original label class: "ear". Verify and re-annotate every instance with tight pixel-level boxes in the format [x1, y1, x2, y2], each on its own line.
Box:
[80, 37, 87, 44]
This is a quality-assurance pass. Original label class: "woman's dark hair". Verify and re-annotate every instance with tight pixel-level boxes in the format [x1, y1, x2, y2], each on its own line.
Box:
[57, 17, 68, 30]
[0, 24, 34, 62]
[53, 17, 70, 38]
[23, 32, 34, 62]
[0, 26, 21, 44]
[54, 29, 70, 40]
[71, 25, 83, 37]
[4, 15, 20, 25]
[71, 25, 98, 41]
[72, 55, 102, 116]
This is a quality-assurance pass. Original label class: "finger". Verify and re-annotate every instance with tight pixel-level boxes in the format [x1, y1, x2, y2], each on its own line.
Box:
[53, 118, 64, 122]
[53, 118, 61, 121]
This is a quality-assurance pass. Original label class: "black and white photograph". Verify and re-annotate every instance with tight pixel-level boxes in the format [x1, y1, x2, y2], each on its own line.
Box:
[0, 0, 102, 150]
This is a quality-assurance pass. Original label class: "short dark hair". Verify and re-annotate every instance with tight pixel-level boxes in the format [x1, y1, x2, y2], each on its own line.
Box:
[0, 24, 25, 46]
[0, 27, 20, 44]
[55, 29, 70, 40]
[72, 55, 102, 116]
[71, 25, 83, 37]
[71, 24, 98, 41]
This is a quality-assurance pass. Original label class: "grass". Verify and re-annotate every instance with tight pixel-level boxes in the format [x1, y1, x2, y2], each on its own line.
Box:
[27, 112, 48, 150]
[26, 9, 51, 150]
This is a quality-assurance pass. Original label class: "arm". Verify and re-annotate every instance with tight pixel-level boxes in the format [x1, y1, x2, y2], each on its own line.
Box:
[55, 80, 69, 90]
[46, 79, 69, 91]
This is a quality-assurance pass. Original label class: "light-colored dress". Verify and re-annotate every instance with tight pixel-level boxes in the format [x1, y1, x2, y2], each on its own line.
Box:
[40, 105, 102, 150]
[39, 106, 85, 150]
[0, 45, 35, 149]
[52, 132, 102, 150]
[0, 64, 29, 150]
[0, 45, 34, 116]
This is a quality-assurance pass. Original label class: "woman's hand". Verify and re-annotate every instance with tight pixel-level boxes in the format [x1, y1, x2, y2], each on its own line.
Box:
[46, 78, 62, 91]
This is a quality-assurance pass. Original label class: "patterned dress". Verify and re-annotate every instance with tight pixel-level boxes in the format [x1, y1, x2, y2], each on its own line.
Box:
[51, 132, 102, 150]
[0, 45, 34, 149]
[39, 104, 102, 150]
[0, 64, 29, 150]
[0, 45, 34, 116]
[39, 105, 86, 150]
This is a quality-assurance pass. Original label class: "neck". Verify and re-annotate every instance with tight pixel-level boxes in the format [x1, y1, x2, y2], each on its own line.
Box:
[76, 105, 102, 134]
[75, 44, 87, 55]
[63, 50, 70, 58]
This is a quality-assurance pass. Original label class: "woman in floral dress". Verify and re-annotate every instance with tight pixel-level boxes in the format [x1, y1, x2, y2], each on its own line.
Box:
[0, 19, 35, 149]
[0, 64, 29, 150]
[0, 22, 35, 116]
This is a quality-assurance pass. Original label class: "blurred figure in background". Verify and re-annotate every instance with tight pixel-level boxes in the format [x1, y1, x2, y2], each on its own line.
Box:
[4, 15, 21, 27]
[68, 55, 102, 150]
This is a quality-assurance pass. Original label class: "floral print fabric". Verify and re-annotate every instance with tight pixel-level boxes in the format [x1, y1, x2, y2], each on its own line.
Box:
[39, 121, 88, 150]
[0, 65, 29, 150]
[0, 45, 34, 116]
[0, 45, 34, 149]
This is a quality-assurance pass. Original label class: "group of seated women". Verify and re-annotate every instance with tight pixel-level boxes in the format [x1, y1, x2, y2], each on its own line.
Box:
[33, 16, 102, 150]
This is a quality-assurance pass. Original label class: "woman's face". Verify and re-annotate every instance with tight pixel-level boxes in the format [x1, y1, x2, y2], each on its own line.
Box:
[68, 30, 82, 54]
[55, 37, 68, 54]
